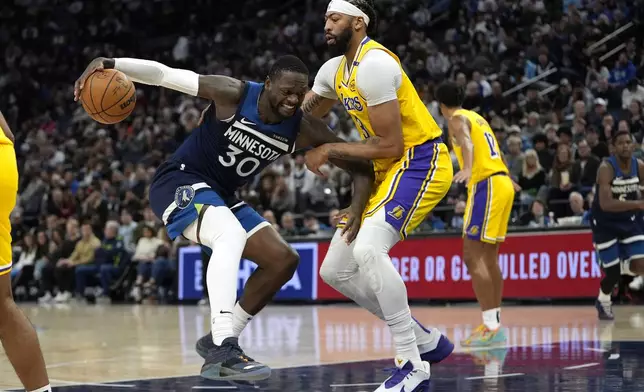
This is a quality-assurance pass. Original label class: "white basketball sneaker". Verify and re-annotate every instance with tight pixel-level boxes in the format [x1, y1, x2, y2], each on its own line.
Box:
[374, 356, 431, 392]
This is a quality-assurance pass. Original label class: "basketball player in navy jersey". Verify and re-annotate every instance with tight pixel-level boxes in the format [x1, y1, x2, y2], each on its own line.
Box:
[591, 130, 644, 320]
[74, 55, 375, 381]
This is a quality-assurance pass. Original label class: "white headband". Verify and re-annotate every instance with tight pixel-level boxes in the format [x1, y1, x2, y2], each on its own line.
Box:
[326, 0, 370, 26]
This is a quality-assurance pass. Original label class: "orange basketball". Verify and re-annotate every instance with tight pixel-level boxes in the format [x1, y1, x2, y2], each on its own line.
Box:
[80, 69, 136, 124]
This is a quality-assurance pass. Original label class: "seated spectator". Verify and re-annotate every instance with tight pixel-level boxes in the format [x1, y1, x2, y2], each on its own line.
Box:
[130, 225, 164, 300]
[328, 208, 341, 229]
[518, 149, 547, 204]
[38, 219, 81, 302]
[450, 201, 466, 229]
[568, 192, 591, 225]
[586, 126, 610, 159]
[571, 139, 600, 195]
[75, 221, 128, 301]
[622, 79, 644, 110]
[532, 133, 554, 172]
[54, 222, 100, 303]
[279, 212, 300, 237]
[548, 144, 575, 218]
[131, 245, 173, 302]
[119, 210, 139, 253]
[263, 210, 280, 231]
[11, 233, 37, 291]
[301, 211, 329, 236]
[519, 200, 553, 228]
[504, 134, 524, 179]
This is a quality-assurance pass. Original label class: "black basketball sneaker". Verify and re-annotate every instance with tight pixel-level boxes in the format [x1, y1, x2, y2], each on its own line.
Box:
[200, 336, 271, 381]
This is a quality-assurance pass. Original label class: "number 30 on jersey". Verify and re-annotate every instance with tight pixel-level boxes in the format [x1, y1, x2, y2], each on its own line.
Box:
[219, 145, 261, 177]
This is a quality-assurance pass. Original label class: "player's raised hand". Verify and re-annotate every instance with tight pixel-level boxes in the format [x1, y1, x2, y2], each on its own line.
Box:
[74, 57, 106, 101]
[453, 169, 471, 184]
[304, 145, 330, 177]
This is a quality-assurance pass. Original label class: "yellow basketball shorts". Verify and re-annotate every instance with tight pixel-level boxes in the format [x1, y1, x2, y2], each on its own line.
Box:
[0, 144, 18, 276]
[463, 173, 515, 244]
[359, 139, 453, 239]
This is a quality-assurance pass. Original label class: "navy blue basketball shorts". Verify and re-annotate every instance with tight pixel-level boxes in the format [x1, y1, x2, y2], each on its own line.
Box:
[593, 233, 644, 268]
[149, 169, 269, 241]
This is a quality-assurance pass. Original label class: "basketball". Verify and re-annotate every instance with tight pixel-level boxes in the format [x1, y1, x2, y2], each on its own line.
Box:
[80, 69, 136, 124]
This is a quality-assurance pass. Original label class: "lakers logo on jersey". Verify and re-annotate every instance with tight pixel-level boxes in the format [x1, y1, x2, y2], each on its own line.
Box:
[174, 185, 195, 209]
[388, 205, 406, 220]
[468, 225, 480, 236]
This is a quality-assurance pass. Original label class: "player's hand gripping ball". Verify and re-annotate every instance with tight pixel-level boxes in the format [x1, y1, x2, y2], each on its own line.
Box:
[75, 61, 136, 124]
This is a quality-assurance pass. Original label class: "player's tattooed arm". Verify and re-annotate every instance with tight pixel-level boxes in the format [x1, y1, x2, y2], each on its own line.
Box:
[298, 114, 375, 242]
[597, 161, 644, 212]
[297, 114, 375, 178]
[305, 100, 404, 168]
[74, 57, 243, 105]
[302, 91, 337, 118]
[0, 111, 14, 143]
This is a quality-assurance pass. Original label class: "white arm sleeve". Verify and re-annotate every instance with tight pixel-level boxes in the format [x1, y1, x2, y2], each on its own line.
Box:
[114, 58, 200, 96]
[355, 50, 402, 106]
[311, 56, 343, 99]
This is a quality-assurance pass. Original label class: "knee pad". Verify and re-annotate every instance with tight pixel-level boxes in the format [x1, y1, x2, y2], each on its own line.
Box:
[320, 230, 358, 286]
[352, 241, 383, 293]
[185, 205, 247, 250]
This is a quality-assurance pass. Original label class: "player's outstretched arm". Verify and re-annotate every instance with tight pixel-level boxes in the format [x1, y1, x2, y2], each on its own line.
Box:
[0, 111, 14, 143]
[73, 57, 243, 105]
[597, 161, 644, 212]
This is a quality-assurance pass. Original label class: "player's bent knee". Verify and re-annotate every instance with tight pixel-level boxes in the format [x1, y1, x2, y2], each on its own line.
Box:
[187, 205, 247, 249]
[276, 245, 299, 275]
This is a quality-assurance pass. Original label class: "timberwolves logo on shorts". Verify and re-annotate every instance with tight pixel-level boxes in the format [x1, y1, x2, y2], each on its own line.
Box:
[174, 185, 195, 209]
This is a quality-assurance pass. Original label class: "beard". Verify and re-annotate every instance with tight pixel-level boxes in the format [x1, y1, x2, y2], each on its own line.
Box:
[327, 27, 353, 57]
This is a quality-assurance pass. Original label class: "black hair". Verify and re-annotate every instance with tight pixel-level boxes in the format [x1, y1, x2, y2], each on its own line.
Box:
[435, 81, 465, 108]
[267, 55, 309, 80]
[612, 129, 632, 144]
[348, 0, 378, 34]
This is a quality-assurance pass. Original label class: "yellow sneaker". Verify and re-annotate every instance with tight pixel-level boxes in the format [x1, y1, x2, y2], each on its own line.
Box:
[461, 324, 507, 347]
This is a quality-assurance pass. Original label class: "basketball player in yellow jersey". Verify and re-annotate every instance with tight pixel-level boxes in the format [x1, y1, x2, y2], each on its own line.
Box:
[436, 81, 519, 347]
[303, 1, 454, 390]
[0, 111, 51, 392]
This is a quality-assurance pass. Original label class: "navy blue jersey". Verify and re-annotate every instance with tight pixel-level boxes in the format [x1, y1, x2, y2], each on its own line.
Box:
[591, 155, 642, 237]
[164, 82, 302, 199]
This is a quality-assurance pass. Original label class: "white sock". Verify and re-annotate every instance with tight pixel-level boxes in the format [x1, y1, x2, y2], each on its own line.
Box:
[320, 230, 438, 354]
[386, 308, 423, 368]
[232, 302, 253, 337]
[30, 385, 52, 392]
[183, 206, 247, 346]
[414, 323, 439, 351]
[483, 308, 501, 330]
[598, 288, 611, 303]
[352, 212, 422, 369]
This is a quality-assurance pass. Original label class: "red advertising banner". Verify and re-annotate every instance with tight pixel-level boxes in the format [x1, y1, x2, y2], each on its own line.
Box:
[317, 230, 602, 300]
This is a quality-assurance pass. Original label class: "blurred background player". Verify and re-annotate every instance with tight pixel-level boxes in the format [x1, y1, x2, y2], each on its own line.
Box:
[74, 55, 374, 381]
[302, 0, 454, 390]
[435, 81, 518, 347]
[591, 130, 644, 320]
[0, 110, 51, 392]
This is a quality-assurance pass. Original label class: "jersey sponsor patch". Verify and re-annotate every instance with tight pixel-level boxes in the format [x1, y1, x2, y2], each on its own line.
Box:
[174, 185, 195, 209]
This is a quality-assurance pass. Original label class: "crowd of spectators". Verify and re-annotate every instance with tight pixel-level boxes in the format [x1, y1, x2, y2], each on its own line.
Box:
[1, 0, 643, 302]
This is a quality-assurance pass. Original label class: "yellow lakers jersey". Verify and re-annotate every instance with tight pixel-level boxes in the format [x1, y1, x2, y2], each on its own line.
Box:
[333, 37, 443, 179]
[0, 125, 12, 145]
[451, 109, 508, 184]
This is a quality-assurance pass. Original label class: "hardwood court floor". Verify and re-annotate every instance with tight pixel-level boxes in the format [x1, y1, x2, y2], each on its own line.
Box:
[1, 303, 643, 391]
